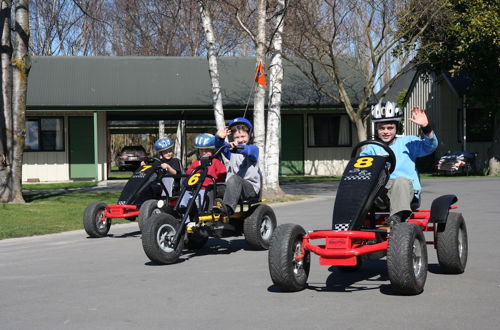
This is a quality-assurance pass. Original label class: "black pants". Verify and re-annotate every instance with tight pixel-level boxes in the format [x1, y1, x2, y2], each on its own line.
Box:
[223, 175, 257, 212]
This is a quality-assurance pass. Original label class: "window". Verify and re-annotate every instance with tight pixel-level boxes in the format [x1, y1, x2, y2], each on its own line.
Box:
[308, 114, 351, 147]
[25, 117, 64, 151]
[457, 108, 493, 143]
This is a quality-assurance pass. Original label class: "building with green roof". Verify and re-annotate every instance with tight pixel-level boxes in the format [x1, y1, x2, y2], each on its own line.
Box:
[24, 56, 365, 182]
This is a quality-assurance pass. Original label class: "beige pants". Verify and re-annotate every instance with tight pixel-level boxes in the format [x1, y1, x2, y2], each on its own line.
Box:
[386, 177, 415, 216]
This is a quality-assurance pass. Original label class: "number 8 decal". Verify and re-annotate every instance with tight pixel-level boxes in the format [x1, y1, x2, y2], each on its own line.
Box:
[188, 173, 201, 186]
[354, 157, 374, 168]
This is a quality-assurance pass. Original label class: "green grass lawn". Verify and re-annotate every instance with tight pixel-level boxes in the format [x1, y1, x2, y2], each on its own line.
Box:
[0, 192, 126, 240]
[279, 176, 341, 182]
[22, 181, 98, 190]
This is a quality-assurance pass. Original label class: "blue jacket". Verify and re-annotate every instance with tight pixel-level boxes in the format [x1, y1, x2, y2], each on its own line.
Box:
[215, 139, 260, 194]
[360, 134, 438, 191]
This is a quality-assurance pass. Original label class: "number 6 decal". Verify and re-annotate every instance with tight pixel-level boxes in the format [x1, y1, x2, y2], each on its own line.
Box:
[188, 173, 201, 186]
[354, 157, 374, 168]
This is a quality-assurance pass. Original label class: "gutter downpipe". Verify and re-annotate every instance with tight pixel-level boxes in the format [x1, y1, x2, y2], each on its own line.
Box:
[463, 94, 467, 152]
[93, 112, 99, 181]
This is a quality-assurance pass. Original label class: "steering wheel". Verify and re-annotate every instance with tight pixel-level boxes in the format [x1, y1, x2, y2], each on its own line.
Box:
[350, 139, 396, 174]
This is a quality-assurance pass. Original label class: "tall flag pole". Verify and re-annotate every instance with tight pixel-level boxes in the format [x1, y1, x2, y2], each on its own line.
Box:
[243, 61, 267, 118]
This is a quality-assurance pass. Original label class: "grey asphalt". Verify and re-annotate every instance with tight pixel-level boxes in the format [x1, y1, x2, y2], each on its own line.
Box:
[1, 177, 500, 329]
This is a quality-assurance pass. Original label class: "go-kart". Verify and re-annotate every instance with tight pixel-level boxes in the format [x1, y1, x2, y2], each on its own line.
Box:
[83, 158, 182, 238]
[268, 140, 468, 295]
[141, 144, 277, 264]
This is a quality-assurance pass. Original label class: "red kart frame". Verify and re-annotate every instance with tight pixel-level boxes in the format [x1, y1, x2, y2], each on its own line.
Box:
[298, 205, 458, 266]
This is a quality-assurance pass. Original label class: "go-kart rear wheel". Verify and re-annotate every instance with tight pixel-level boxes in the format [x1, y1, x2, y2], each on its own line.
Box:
[185, 232, 208, 250]
[83, 202, 110, 238]
[387, 222, 428, 295]
[141, 213, 184, 264]
[244, 204, 277, 250]
[436, 212, 468, 274]
[138, 199, 163, 232]
[268, 224, 310, 292]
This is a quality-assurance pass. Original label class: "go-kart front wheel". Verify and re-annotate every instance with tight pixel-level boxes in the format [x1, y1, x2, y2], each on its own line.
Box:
[244, 204, 277, 250]
[436, 212, 468, 274]
[268, 224, 310, 292]
[141, 213, 184, 264]
[83, 202, 110, 238]
[387, 222, 428, 295]
[138, 199, 163, 232]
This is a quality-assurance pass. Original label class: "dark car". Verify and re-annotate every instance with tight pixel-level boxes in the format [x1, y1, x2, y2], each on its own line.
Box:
[116, 146, 148, 171]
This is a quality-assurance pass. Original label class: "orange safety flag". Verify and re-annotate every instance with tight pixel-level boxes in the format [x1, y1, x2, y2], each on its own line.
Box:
[254, 62, 267, 88]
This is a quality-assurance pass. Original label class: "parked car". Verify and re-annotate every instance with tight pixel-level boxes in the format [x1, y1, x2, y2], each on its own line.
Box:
[436, 151, 477, 175]
[116, 146, 148, 171]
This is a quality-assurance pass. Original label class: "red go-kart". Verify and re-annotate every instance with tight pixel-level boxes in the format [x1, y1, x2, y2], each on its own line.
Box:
[83, 158, 181, 238]
[268, 140, 468, 295]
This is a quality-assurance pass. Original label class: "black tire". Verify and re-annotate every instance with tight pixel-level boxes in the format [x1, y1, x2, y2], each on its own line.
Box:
[243, 204, 277, 250]
[436, 212, 468, 274]
[185, 233, 208, 250]
[138, 199, 163, 232]
[83, 202, 110, 238]
[268, 223, 310, 292]
[387, 222, 428, 295]
[141, 213, 184, 264]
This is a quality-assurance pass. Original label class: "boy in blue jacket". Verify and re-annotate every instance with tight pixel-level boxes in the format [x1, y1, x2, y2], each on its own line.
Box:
[360, 102, 438, 225]
[214, 117, 260, 216]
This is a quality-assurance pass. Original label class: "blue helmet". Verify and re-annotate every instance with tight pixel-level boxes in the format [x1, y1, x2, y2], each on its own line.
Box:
[229, 117, 253, 134]
[194, 133, 216, 149]
[154, 137, 174, 152]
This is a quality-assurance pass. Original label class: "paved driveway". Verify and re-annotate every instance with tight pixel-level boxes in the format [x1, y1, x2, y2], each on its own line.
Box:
[2, 177, 499, 329]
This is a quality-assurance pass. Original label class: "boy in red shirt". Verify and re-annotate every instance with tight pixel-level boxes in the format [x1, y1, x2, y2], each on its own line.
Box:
[179, 133, 226, 221]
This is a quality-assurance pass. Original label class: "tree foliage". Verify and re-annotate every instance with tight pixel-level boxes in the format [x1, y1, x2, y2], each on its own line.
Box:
[414, 0, 500, 106]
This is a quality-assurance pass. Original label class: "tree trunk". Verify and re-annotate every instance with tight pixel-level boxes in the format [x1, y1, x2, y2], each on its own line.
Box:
[263, 0, 285, 199]
[2, 0, 30, 203]
[198, 0, 225, 130]
[253, 0, 266, 156]
[487, 112, 500, 176]
[0, 0, 24, 203]
[354, 116, 368, 142]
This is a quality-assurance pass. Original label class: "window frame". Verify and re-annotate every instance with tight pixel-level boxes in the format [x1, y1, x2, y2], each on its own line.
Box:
[24, 117, 65, 152]
[307, 113, 352, 148]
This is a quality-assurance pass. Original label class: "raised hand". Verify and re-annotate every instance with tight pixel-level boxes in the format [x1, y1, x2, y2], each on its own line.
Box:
[409, 106, 429, 127]
[216, 127, 231, 139]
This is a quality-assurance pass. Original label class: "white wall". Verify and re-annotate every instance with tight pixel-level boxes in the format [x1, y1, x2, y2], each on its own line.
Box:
[22, 111, 108, 182]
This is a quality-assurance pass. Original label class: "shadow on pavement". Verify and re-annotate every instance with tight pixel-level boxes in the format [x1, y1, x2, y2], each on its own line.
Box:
[267, 260, 395, 294]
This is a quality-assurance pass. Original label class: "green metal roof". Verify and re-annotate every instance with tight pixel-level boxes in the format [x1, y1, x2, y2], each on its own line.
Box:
[27, 56, 365, 110]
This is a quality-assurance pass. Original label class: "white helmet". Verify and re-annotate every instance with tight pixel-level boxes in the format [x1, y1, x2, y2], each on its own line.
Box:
[371, 101, 403, 123]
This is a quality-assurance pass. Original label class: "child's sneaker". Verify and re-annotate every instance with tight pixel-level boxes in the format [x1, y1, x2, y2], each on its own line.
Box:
[212, 200, 232, 218]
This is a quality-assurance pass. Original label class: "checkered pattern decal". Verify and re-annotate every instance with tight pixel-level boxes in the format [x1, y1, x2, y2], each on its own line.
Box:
[334, 223, 350, 231]
[343, 168, 372, 181]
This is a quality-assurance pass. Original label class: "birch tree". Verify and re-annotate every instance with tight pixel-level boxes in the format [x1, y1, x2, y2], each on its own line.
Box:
[0, 0, 30, 203]
[198, 0, 225, 130]
[230, 0, 267, 152]
[264, 0, 286, 197]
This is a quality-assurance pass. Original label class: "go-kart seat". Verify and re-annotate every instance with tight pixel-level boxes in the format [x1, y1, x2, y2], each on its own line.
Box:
[372, 190, 421, 212]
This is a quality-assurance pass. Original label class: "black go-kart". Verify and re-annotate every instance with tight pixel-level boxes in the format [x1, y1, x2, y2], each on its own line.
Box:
[141, 144, 277, 265]
[268, 140, 468, 295]
[83, 158, 182, 238]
